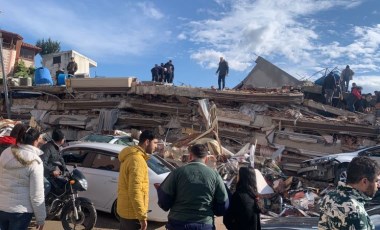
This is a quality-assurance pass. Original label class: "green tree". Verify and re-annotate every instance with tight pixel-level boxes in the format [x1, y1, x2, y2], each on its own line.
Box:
[36, 38, 61, 55]
[14, 60, 29, 77]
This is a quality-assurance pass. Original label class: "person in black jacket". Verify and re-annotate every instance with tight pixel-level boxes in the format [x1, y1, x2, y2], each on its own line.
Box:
[40, 129, 66, 179]
[322, 72, 337, 106]
[215, 57, 229, 90]
[223, 167, 261, 230]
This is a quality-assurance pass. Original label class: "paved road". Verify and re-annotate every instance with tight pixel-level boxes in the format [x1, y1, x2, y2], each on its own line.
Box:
[35, 212, 319, 230]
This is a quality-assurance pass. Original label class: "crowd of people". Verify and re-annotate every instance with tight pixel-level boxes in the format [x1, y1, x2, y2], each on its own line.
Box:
[1, 124, 379, 230]
[150, 60, 175, 83]
[118, 130, 380, 230]
[322, 65, 379, 113]
[0, 126, 67, 230]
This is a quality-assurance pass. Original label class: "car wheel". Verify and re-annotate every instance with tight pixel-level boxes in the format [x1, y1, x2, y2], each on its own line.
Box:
[112, 200, 120, 221]
[334, 165, 348, 185]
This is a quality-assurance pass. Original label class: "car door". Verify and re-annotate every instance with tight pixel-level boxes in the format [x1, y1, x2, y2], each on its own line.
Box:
[81, 149, 120, 211]
[61, 147, 94, 171]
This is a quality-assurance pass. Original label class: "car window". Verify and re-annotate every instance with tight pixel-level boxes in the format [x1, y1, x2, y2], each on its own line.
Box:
[366, 148, 380, 157]
[90, 153, 120, 172]
[81, 134, 113, 143]
[62, 149, 91, 167]
[147, 156, 172, 175]
[114, 137, 135, 146]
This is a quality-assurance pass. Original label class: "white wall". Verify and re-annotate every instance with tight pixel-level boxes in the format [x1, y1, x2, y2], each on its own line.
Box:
[42, 51, 96, 80]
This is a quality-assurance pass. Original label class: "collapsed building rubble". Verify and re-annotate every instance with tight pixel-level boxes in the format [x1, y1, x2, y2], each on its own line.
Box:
[1, 56, 379, 217]
[2, 57, 379, 173]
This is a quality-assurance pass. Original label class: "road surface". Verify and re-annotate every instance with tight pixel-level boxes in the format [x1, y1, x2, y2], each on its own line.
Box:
[33, 212, 319, 230]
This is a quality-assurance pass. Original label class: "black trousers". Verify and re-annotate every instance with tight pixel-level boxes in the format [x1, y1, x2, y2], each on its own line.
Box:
[218, 74, 226, 90]
[119, 218, 141, 230]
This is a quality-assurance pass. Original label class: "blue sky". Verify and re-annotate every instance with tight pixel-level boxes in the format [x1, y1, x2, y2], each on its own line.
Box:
[1, 0, 380, 93]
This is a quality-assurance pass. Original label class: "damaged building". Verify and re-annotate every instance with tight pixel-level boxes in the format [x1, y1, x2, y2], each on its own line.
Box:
[1, 56, 379, 176]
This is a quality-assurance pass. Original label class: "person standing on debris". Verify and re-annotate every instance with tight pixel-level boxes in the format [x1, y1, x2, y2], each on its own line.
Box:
[346, 86, 363, 112]
[117, 130, 158, 230]
[216, 57, 229, 90]
[66, 57, 78, 77]
[223, 167, 261, 230]
[322, 72, 337, 106]
[164, 60, 175, 83]
[318, 156, 380, 230]
[340, 65, 354, 92]
[0, 126, 46, 230]
[159, 63, 166, 83]
[151, 64, 159, 82]
[157, 144, 229, 230]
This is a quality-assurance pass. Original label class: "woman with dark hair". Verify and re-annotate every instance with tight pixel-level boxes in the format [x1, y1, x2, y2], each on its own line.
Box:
[223, 167, 261, 230]
[0, 126, 46, 230]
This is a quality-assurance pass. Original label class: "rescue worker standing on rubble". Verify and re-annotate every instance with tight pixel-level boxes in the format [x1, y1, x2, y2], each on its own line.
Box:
[66, 57, 78, 77]
[157, 144, 229, 230]
[322, 72, 336, 106]
[340, 65, 354, 92]
[117, 130, 158, 230]
[216, 57, 229, 91]
[223, 166, 261, 230]
[318, 156, 380, 230]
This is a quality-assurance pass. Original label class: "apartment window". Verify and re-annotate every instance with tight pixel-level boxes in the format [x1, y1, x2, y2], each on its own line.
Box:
[53, 56, 61, 64]
[20, 48, 34, 60]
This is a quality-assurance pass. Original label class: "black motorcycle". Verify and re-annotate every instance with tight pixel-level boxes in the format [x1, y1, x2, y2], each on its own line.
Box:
[45, 163, 97, 230]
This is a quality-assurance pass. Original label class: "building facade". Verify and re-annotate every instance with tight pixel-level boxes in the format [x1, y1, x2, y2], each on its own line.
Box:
[41, 50, 97, 79]
[0, 30, 41, 79]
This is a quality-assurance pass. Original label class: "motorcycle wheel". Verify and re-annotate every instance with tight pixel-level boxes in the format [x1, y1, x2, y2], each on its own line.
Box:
[61, 201, 97, 230]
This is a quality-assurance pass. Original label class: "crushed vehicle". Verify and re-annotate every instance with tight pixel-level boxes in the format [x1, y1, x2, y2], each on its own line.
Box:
[298, 145, 380, 184]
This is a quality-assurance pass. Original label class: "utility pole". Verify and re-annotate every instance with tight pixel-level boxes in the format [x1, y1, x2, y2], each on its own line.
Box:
[0, 32, 11, 118]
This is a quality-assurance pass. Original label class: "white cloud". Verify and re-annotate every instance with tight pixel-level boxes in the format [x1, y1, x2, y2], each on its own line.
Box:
[353, 75, 380, 94]
[182, 0, 380, 91]
[136, 2, 164, 20]
[185, 0, 341, 71]
[177, 33, 187, 40]
[0, 1, 168, 62]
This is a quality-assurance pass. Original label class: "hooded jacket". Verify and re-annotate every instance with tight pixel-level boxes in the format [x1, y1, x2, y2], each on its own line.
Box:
[117, 145, 149, 220]
[0, 144, 46, 226]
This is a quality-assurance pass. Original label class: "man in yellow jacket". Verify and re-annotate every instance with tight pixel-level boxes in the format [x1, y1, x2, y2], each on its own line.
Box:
[117, 130, 158, 230]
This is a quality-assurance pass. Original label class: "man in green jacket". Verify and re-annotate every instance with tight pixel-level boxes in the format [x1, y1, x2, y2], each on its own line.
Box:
[117, 130, 158, 230]
[157, 144, 229, 230]
[319, 156, 380, 230]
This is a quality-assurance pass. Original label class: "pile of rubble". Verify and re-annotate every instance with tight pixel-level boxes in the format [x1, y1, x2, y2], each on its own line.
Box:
[2, 77, 380, 173]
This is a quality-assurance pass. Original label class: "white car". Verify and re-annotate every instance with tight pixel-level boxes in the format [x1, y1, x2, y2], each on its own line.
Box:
[69, 134, 139, 146]
[298, 145, 380, 184]
[61, 142, 173, 222]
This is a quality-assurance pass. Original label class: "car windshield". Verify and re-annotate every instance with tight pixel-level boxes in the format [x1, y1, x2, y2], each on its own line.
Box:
[147, 156, 172, 175]
[80, 134, 114, 143]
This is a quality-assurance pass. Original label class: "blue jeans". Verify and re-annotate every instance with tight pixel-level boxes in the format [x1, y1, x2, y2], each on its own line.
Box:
[0, 211, 33, 230]
[218, 75, 226, 90]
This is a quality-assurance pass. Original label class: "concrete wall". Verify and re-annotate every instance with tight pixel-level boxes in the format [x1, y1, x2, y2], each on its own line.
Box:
[235, 56, 301, 89]
[1, 48, 16, 77]
[42, 50, 97, 79]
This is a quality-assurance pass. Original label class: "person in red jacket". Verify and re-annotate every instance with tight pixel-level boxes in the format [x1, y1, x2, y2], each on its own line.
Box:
[347, 86, 363, 112]
[0, 123, 24, 155]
